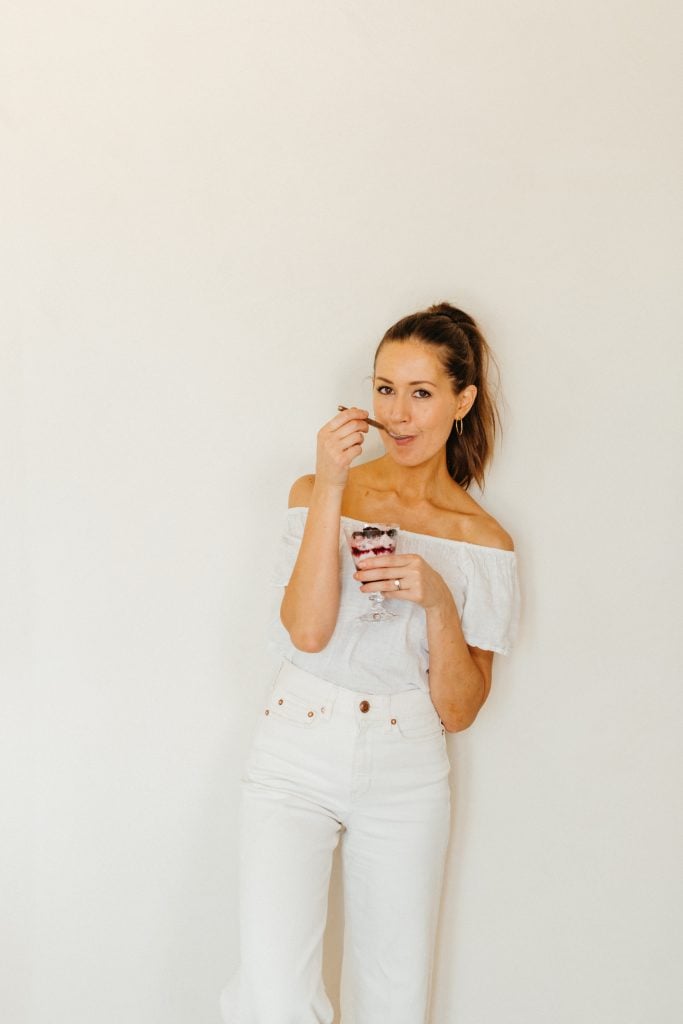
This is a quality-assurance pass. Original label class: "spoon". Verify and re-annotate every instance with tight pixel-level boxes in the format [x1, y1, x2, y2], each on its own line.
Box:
[337, 405, 387, 432]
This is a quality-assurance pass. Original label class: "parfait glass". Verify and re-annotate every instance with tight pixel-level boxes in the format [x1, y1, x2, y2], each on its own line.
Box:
[344, 523, 401, 622]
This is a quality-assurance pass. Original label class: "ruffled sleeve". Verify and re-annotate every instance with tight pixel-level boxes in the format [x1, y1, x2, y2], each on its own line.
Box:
[458, 548, 521, 655]
[268, 507, 307, 587]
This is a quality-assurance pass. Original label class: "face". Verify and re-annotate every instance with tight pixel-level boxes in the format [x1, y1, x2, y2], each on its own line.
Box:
[373, 339, 476, 462]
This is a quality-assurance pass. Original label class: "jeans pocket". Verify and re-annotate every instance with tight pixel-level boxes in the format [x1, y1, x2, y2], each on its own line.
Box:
[266, 686, 328, 728]
[395, 708, 445, 739]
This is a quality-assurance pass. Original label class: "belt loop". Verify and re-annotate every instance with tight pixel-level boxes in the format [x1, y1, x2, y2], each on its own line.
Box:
[321, 680, 338, 720]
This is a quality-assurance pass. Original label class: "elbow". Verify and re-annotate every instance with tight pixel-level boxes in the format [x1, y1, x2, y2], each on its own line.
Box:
[290, 630, 327, 655]
[445, 672, 489, 732]
[281, 613, 331, 653]
[289, 631, 330, 653]
[444, 714, 476, 734]
[443, 703, 482, 733]
[279, 600, 335, 653]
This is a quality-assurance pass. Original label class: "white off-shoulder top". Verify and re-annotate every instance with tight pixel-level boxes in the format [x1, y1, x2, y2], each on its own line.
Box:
[267, 506, 521, 696]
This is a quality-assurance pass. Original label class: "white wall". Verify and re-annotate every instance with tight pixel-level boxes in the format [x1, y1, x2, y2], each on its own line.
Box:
[3, 2, 681, 1022]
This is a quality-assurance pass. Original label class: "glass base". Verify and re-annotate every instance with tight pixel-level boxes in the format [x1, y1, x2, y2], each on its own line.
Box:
[359, 606, 398, 622]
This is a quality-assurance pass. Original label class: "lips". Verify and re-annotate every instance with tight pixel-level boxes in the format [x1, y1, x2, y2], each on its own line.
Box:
[394, 439, 414, 447]
[389, 432, 416, 445]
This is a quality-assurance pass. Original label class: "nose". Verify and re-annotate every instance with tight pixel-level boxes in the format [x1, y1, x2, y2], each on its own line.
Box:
[390, 394, 410, 424]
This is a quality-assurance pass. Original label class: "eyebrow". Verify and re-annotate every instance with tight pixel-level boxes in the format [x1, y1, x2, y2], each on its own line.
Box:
[375, 376, 437, 387]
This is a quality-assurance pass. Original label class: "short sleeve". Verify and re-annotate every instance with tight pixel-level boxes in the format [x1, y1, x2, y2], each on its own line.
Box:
[268, 508, 307, 587]
[459, 550, 521, 655]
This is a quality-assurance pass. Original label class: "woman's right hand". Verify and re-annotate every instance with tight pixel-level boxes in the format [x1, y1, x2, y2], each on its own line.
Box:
[315, 406, 369, 490]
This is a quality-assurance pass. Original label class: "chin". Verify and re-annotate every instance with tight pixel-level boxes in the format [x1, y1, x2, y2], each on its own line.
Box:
[387, 447, 423, 463]
[384, 439, 444, 465]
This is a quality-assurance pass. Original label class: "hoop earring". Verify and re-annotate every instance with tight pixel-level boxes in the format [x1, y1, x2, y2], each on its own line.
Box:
[455, 417, 463, 436]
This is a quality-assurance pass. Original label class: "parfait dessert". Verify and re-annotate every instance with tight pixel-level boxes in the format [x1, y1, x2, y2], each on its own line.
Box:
[344, 523, 401, 622]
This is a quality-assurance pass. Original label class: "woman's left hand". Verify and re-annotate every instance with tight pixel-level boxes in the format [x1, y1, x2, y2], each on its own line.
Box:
[353, 552, 449, 611]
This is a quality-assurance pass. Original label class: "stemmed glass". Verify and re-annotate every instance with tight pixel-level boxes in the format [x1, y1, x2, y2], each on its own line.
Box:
[344, 523, 401, 622]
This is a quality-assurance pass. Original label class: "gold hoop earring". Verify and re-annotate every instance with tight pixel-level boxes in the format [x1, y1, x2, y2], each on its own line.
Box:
[455, 417, 463, 436]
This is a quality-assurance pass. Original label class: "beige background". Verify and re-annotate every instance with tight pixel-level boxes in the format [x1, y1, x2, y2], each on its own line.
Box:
[3, 2, 682, 1022]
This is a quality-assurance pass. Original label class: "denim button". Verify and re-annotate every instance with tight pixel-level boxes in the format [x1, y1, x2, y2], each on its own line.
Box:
[359, 700, 370, 713]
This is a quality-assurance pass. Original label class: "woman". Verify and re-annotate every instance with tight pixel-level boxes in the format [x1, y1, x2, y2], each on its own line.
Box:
[220, 301, 521, 1024]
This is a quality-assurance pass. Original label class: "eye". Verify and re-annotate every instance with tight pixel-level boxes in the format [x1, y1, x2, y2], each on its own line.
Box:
[376, 385, 393, 395]
[414, 389, 432, 398]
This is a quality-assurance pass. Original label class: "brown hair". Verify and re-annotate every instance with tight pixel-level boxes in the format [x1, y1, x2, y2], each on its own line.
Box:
[374, 301, 503, 491]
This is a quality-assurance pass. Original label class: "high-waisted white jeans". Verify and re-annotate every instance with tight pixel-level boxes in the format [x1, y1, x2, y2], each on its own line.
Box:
[219, 657, 452, 1024]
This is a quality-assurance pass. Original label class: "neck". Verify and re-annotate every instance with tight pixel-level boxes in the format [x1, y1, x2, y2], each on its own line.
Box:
[374, 451, 456, 506]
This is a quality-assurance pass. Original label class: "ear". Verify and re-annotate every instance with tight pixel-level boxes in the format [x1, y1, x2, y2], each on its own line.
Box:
[456, 384, 477, 418]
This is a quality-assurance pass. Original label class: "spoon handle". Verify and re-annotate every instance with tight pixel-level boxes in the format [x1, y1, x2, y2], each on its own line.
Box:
[337, 405, 387, 432]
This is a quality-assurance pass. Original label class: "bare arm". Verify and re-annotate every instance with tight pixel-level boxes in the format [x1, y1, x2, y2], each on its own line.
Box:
[427, 522, 514, 729]
[280, 407, 369, 652]
[424, 592, 489, 731]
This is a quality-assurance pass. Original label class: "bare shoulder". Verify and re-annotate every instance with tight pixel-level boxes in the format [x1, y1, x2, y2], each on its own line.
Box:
[472, 517, 515, 551]
[287, 474, 315, 509]
[446, 490, 515, 551]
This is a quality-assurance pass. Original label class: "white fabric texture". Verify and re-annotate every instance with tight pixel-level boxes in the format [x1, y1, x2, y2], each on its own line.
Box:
[267, 506, 521, 696]
[219, 657, 451, 1024]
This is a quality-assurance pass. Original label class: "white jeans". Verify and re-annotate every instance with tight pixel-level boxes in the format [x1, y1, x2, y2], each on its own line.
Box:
[219, 657, 452, 1024]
